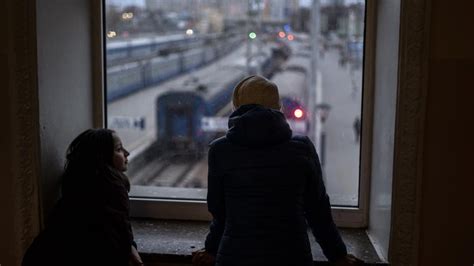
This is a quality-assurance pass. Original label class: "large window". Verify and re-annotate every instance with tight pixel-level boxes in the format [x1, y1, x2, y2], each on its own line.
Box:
[104, 0, 369, 224]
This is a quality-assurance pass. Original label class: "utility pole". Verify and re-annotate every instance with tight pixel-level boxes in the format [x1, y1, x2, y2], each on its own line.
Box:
[246, 0, 252, 75]
[256, 0, 263, 75]
[310, 0, 322, 155]
[310, 0, 321, 120]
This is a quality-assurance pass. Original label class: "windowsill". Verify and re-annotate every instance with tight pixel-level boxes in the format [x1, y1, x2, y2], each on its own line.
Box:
[132, 219, 388, 265]
[130, 186, 207, 201]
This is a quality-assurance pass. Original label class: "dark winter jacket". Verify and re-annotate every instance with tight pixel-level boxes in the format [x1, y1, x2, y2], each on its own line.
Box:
[22, 171, 134, 266]
[204, 104, 347, 266]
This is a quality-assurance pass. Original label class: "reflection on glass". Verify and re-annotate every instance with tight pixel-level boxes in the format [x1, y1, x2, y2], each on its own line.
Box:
[105, 0, 365, 206]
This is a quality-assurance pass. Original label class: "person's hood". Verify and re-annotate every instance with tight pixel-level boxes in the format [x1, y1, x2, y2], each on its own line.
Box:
[226, 104, 292, 148]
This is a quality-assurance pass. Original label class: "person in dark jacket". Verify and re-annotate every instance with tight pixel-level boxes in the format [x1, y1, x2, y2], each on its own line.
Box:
[193, 76, 362, 266]
[22, 128, 143, 266]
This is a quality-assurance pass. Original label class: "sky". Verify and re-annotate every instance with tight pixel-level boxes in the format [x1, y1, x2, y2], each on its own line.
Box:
[301, 0, 364, 7]
[107, 0, 144, 8]
[108, 0, 364, 9]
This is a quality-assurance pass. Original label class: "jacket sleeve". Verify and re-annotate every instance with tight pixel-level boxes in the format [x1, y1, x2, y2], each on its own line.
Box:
[102, 174, 136, 257]
[204, 145, 226, 256]
[301, 137, 347, 262]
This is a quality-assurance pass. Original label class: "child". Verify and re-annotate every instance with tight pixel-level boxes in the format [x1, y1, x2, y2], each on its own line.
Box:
[22, 128, 143, 266]
[193, 76, 362, 266]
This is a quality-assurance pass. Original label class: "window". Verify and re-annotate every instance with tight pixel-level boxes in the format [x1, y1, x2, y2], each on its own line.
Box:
[103, 0, 373, 227]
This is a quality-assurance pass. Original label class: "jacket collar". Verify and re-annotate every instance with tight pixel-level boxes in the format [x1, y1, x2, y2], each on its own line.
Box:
[226, 104, 292, 148]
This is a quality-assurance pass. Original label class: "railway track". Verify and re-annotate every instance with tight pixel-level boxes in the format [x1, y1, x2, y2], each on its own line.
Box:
[130, 151, 203, 187]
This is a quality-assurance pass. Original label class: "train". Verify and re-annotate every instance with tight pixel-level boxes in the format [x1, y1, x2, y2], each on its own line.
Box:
[106, 35, 243, 102]
[271, 53, 312, 136]
[154, 44, 288, 154]
[155, 75, 243, 152]
[106, 32, 237, 63]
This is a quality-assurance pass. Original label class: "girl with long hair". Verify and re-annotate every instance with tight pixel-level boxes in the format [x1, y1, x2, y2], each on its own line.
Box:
[23, 128, 143, 266]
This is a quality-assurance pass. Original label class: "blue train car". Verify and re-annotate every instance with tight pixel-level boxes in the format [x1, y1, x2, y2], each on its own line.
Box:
[107, 62, 144, 100]
[106, 34, 204, 62]
[156, 91, 208, 151]
[155, 72, 246, 154]
[106, 36, 244, 102]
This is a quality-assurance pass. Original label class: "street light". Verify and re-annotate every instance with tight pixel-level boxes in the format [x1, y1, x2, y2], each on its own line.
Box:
[107, 30, 117, 38]
[315, 103, 331, 167]
[316, 103, 331, 123]
[121, 12, 133, 20]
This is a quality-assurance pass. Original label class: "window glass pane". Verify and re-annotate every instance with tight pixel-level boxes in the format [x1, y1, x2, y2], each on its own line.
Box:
[105, 0, 365, 206]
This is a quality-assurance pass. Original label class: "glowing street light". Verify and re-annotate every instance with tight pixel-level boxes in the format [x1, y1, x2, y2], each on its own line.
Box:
[294, 108, 304, 119]
[121, 12, 133, 20]
[186, 29, 194, 36]
[107, 31, 117, 38]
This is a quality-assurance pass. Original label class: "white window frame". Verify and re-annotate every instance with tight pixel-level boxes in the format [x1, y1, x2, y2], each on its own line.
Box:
[93, 0, 377, 228]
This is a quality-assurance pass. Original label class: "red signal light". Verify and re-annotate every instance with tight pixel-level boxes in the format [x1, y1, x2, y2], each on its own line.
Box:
[278, 31, 286, 38]
[293, 108, 304, 119]
[287, 34, 294, 41]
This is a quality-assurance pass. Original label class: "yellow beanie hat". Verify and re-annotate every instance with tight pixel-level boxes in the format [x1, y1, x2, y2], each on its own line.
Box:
[232, 75, 281, 110]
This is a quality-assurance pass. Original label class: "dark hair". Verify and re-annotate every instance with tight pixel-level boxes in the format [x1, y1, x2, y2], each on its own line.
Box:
[61, 128, 130, 199]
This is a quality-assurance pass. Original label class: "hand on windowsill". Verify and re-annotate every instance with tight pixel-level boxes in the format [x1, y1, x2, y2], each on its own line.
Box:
[130, 245, 144, 266]
[192, 248, 215, 266]
[334, 254, 364, 265]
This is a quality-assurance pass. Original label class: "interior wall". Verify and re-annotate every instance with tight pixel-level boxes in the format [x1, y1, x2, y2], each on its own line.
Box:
[36, 0, 95, 216]
[1, 0, 41, 264]
[0, 9, 16, 258]
[367, 0, 401, 261]
[419, 1, 474, 265]
[0, 64, 16, 265]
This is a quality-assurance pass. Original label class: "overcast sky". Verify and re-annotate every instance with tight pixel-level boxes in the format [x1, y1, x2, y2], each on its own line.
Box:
[107, 0, 364, 9]
[301, 0, 364, 7]
[107, 0, 144, 8]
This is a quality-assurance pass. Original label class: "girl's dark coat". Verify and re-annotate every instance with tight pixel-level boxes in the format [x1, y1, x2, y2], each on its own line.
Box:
[205, 104, 347, 266]
[22, 171, 133, 266]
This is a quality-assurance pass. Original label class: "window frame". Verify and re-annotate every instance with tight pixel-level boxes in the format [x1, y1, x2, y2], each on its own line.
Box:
[93, 0, 377, 228]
